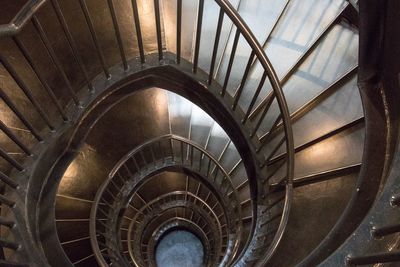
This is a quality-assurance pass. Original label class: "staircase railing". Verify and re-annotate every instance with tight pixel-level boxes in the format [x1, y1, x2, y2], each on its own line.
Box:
[90, 134, 242, 267]
[127, 191, 222, 267]
[0, 0, 294, 265]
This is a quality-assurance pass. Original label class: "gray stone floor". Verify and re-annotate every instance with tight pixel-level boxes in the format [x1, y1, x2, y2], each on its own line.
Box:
[156, 230, 204, 267]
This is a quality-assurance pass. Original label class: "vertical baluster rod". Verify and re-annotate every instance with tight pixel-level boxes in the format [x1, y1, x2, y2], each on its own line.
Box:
[131, 0, 145, 63]
[0, 121, 31, 159]
[176, 0, 182, 63]
[232, 51, 255, 110]
[31, 16, 80, 105]
[221, 28, 240, 97]
[180, 141, 184, 164]
[1, 56, 54, 129]
[242, 71, 267, 124]
[153, 0, 163, 60]
[13, 36, 68, 121]
[208, 8, 224, 85]
[107, 0, 129, 70]
[51, 0, 94, 91]
[193, 0, 205, 73]
[0, 171, 18, 189]
[0, 88, 42, 141]
[78, 0, 110, 78]
[250, 94, 276, 137]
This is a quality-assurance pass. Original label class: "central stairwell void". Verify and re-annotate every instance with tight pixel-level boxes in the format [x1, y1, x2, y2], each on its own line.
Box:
[0, 0, 399, 266]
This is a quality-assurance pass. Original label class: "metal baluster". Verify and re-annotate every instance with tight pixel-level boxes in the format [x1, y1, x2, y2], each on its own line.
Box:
[0, 147, 24, 171]
[115, 172, 126, 187]
[153, 0, 163, 60]
[260, 212, 282, 228]
[100, 196, 112, 207]
[372, 224, 400, 238]
[206, 157, 212, 177]
[203, 192, 211, 210]
[130, 156, 141, 174]
[232, 51, 255, 110]
[122, 164, 134, 180]
[258, 114, 283, 149]
[1, 56, 54, 129]
[193, 0, 205, 73]
[213, 168, 219, 181]
[180, 141, 184, 164]
[78, 0, 110, 78]
[264, 196, 285, 213]
[262, 137, 285, 168]
[107, 0, 128, 70]
[109, 179, 120, 193]
[210, 139, 230, 174]
[190, 145, 194, 166]
[199, 151, 203, 172]
[72, 253, 96, 265]
[208, 8, 224, 85]
[250, 94, 276, 137]
[184, 176, 189, 206]
[13, 36, 68, 121]
[0, 120, 31, 155]
[158, 140, 165, 164]
[228, 159, 242, 176]
[31, 16, 80, 105]
[51, 0, 94, 91]
[97, 207, 110, 219]
[221, 28, 240, 97]
[347, 252, 400, 266]
[233, 179, 248, 193]
[0, 88, 42, 141]
[150, 144, 157, 168]
[136, 193, 150, 210]
[104, 188, 116, 200]
[191, 183, 201, 214]
[175, 0, 183, 63]
[0, 171, 18, 189]
[139, 150, 148, 168]
[131, 0, 145, 63]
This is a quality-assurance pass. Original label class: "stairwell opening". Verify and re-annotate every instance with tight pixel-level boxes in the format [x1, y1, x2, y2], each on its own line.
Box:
[155, 230, 204, 267]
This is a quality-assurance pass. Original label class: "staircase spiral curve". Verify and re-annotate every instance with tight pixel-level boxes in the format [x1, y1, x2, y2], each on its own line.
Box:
[0, 0, 399, 266]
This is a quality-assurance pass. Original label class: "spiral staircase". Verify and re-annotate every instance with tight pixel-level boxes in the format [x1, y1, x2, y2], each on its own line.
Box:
[0, 0, 399, 266]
